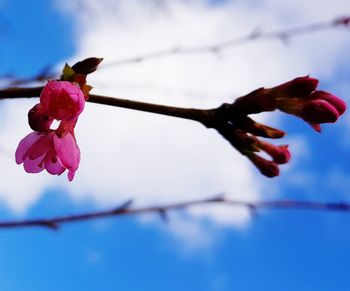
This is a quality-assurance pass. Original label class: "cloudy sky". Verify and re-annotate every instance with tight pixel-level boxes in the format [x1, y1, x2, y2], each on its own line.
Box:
[0, 0, 350, 290]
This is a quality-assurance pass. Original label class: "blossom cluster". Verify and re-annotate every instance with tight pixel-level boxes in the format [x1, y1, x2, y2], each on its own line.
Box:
[16, 80, 85, 181]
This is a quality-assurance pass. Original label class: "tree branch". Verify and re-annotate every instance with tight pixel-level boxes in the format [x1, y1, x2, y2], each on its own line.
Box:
[0, 86, 217, 126]
[0, 197, 350, 230]
[102, 16, 350, 68]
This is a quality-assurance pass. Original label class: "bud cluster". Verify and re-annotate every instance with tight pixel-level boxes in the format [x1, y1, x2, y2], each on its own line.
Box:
[214, 76, 346, 177]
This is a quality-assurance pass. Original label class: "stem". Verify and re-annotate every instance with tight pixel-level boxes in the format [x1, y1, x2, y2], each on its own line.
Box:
[89, 94, 214, 124]
[0, 86, 216, 126]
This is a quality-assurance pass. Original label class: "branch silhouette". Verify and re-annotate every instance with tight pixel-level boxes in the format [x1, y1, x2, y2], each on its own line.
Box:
[102, 16, 350, 68]
[0, 197, 350, 230]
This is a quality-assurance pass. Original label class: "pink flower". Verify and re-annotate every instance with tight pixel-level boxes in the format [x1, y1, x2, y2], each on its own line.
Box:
[15, 130, 80, 181]
[16, 80, 85, 181]
[40, 80, 85, 121]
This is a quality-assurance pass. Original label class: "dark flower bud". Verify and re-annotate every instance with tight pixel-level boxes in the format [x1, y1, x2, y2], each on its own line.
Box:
[72, 57, 104, 75]
[28, 103, 53, 132]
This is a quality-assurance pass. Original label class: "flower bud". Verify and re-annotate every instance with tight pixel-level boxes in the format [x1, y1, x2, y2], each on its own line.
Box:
[247, 153, 280, 177]
[302, 99, 339, 123]
[231, 88, 276, 115]
[233, 116, 285, 139]
[257, 141, 291, 164]
[310, 91, 346, 115]
[28, 103, 53, 132]
[72, 57, 103, 75]
[40, 80, 85, 121]
[270, 76, 318, 99]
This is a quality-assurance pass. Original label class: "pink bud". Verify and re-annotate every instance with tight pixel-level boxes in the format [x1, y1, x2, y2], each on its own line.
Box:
[232, 88, 276, 115]
[40, 80, 85, 121]
[310, 91, 346, 115]
[271, 76, 319, 99]
[302, 99, 339, 123]
[247, 153, 280, 177]
[258, 141, 291, 164]
[270, 77, 347, 130]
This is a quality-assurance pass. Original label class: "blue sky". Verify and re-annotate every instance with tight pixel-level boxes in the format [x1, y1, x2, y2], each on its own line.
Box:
[1, 0, 350, 290]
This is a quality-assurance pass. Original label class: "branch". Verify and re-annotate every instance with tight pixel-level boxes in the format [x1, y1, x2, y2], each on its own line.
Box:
[102, 16, 350, 68]
[0, 86, 216, 125]
[0, 17, 348, 85]
[1, 197, 350, 230]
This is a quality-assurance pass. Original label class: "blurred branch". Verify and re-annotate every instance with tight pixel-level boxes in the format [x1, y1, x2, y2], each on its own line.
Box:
[0, 196, 350, 230]
[0, 66, 56, 86]
[102, 16, 350, 68]
[1, 16, 348, 85]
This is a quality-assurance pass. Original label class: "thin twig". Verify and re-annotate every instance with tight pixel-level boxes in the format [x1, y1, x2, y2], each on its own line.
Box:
[101, 16, 350, 68]
[0, 16, 348, 86]
[0, 197, 350, 230]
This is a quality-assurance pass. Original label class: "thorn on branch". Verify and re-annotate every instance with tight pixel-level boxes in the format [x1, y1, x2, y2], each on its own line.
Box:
[112, 199, 133, 213]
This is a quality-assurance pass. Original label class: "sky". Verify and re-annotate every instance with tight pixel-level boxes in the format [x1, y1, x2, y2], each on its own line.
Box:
[0, 0, 350, 290]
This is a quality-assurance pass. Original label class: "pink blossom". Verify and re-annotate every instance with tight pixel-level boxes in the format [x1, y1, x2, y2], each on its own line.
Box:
[15, 130, 80, 181]
[16, 80, 85, 181]
[40, 80, 85, 121]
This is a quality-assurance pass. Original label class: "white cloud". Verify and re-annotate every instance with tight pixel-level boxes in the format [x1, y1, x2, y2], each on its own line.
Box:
[0, 0, 348, 245]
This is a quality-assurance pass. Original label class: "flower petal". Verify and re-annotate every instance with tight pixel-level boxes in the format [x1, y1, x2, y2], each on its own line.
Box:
[45, 150, 65, 175]
[23, 155, 45, 173]
[27, 134, 53, 160]
[54, 132, 80, 181]
[15, 132, 42, 164]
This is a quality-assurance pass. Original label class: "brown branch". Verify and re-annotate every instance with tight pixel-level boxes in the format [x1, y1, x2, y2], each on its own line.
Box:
[0, 197, 350, 230]
[0, 86, 216, 126]
[102, 16, 350, 68]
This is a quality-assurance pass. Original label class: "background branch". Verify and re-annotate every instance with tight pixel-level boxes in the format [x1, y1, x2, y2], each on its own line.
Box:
[1, 196, 350, 230]
[102, 16, 350, 68]
[0, 16, 347, 86]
